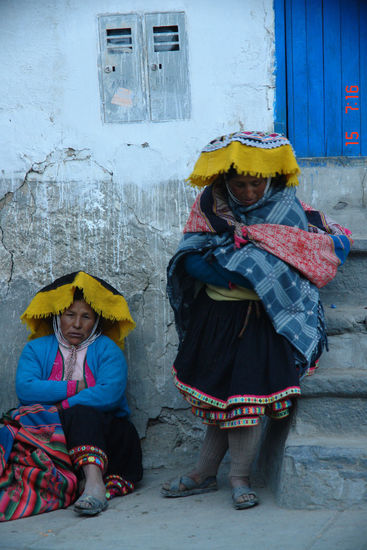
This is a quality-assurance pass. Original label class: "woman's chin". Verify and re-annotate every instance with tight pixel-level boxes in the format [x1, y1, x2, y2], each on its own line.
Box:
[65, 335, 84, 346]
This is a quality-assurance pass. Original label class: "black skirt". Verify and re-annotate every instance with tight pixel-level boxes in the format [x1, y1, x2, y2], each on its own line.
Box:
[59, 405, 142, 498]
[173, 289, 301, 428]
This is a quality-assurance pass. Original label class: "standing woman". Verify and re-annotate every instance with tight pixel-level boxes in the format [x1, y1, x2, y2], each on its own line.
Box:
[162, 131, 351, 509]
[0, 271, 142, 520]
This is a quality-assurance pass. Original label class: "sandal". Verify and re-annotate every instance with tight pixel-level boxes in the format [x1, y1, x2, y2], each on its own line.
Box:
[161, 475, 217, 498]
[73, 494, 108, 516]
[232, 486, 259, 510]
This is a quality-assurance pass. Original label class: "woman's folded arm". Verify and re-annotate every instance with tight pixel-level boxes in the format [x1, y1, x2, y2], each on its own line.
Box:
[16, 342, 69, 405]
[184, 253, 253, 289]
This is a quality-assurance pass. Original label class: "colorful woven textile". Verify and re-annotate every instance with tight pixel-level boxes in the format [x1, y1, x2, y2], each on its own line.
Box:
[69, 445, 108, 472]
[301, 201, 353, 238]
[21, 271, 135, 349]
[184, 188, 351, 288]
[187, 131, 301, 188]
[167, 182, 351, 372]
[105, 474, 134, 500]
[0, 405, 77, 521]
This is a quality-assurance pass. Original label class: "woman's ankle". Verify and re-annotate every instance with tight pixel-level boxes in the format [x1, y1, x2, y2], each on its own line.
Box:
[188, 470, 217, 483]
[229, 475, 250, 488]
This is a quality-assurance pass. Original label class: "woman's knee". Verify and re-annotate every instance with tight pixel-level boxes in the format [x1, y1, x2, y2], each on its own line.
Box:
[62, 404, 105, 425]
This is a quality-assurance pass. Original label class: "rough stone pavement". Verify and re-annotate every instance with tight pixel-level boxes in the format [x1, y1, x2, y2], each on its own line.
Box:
[1, 468, 366, 550]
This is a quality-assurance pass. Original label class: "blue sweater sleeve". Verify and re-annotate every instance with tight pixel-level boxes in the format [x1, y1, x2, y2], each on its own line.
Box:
[184, 253, 252, 289]
[16, 339, 69, 405]
[184, 254, 229, 287]
[62, 337, 128, 412]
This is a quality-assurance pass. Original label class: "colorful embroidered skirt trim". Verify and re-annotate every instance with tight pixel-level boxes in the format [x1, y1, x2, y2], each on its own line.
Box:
[69, 445, 108, 473]
[174, 366, 301, 409]
[176, 376, 298, 428]
[104, 474, 134, 500]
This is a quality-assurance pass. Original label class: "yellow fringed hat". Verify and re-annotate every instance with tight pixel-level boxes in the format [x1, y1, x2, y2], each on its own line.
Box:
[187, 131, 300, 188]
[21, 271, 136, 349]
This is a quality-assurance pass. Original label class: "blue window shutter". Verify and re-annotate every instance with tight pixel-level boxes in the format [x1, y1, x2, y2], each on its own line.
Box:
[361, 1, 367, 156]
[323, 0, 342, 156]
[275, 0, 366, 157]
[285, 0, 308, 156]
[340, 0, 361, 156]
[274, 0, 287, 135]
[305, 0, 324, 156]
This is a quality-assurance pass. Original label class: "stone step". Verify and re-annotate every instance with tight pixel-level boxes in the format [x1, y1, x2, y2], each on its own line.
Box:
[320, 238, 367, 305]
[301, 368, 367, 397]
[324, 304, 367, 335]
[350, 238, 367, 253]
[264, 240, 367, 510]
[317, 333, 367, 370]
[295, 369, 367, 435]
[275, 434, 367, 509]
[293, 396, 367, 436]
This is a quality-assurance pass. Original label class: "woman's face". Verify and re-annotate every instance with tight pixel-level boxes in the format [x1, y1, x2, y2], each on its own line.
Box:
[227, 174, 268, 206]
[60, 300, 96, 345]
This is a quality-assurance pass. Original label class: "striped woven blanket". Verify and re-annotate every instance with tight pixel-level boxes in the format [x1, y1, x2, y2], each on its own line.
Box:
[0, 404, 77, 521]
[167, 183, 352, 373]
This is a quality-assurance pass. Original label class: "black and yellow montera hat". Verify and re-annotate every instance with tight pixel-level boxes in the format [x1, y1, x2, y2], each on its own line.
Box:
[187, 131, 300, 188]
[21, 271, 135, 349]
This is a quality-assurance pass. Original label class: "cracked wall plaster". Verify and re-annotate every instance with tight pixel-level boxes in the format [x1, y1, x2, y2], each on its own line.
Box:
[0, 227, 13, 284]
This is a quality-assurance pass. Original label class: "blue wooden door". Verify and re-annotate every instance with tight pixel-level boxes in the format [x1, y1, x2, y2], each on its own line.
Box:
[275, 0, 366, 157]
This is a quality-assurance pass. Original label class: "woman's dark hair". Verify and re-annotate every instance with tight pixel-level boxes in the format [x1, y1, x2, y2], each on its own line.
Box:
[271, 174, 287, 189]
[72, 287, 103, 330]
[73, 288, 85, 301]
[224, 166, 287, 189]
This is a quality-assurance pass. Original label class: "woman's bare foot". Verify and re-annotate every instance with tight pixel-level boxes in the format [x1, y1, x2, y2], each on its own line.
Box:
[78, 464, 106, 504]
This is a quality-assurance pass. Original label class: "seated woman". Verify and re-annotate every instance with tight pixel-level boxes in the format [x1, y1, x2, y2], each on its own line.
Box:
[0, 271, 142, 520]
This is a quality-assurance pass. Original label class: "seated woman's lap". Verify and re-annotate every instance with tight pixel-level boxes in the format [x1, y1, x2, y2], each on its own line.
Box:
[59, 405, 143, 483]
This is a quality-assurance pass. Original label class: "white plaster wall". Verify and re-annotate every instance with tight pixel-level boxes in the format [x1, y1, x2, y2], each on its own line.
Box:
[0, 0, 275, 193]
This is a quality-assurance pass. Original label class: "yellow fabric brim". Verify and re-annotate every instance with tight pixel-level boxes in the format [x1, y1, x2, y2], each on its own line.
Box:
[187, 141, 300, 187]
[21, 271, 135, 349]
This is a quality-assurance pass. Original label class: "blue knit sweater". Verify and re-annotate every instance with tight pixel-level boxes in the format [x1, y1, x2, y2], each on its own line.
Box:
[184, 253, 252, 288]
[16, 334, 130, 417]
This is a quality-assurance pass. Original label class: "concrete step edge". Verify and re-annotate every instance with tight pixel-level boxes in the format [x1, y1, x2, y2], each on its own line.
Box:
[350, 238, 367, 254]
[300, 368, 367, 397]
[286, 434, 367, 449]
[324, 305, 367, 335]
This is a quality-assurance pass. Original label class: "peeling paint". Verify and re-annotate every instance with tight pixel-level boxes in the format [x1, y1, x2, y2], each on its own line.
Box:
[0, 225, 13, 288]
